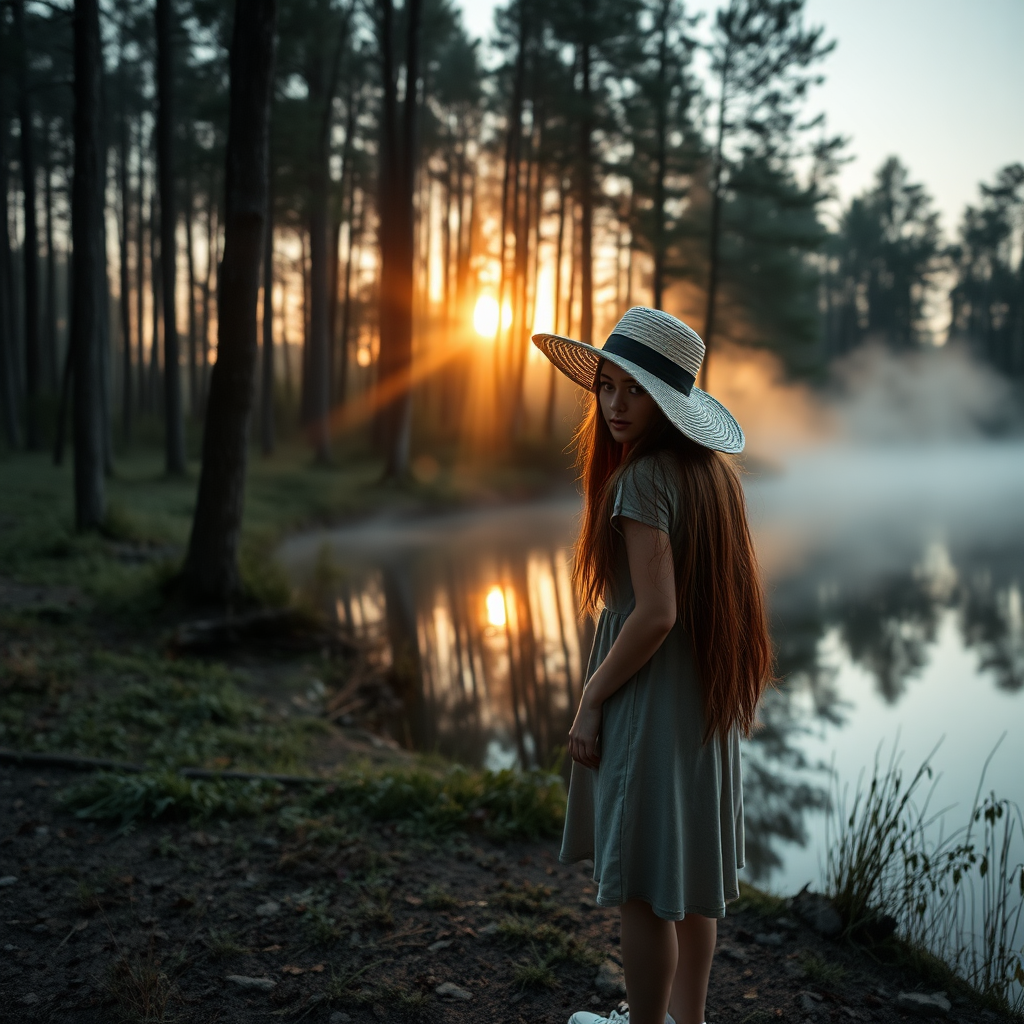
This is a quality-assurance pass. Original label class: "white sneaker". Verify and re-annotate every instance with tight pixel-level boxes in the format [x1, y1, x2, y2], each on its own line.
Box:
[567, 1011, 676, 1024]
[567, 1012, 630, 1024]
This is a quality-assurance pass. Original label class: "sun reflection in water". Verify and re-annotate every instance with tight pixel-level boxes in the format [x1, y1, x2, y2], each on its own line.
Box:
[485, 585, 507, 627]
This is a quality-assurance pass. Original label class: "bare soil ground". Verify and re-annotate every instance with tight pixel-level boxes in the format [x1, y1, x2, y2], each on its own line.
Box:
[1, 764, 1011, 1024]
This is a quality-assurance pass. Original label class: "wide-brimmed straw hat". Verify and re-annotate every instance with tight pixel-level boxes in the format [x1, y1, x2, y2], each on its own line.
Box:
[532, 306, 745, 453]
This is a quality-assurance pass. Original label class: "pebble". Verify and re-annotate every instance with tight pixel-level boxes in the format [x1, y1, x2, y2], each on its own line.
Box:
[595, 960, 627, 997]
[436, 981, 472, 1000]
[19, 994, 38, 1005]
[895, 991, 951, 1018]
[801, 994, 820, 1014]
[428, 939, 453, 953]
[754, 932, 785, 946]
[476, 922, 499, 936]
[0, 876, 18, 887]
[329, 1013, 351, 1023]
[225, 975, 277, 991]
[254, 901, 280, 917]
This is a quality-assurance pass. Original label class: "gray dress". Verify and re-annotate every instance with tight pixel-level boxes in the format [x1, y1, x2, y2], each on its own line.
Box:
[559, 453, 744, 920]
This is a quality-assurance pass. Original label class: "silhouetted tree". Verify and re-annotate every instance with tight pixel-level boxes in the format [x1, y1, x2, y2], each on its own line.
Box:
[375, 0, 423, 478]
[824, 157, 941, 354]
[701, 0, 833, 386]
[155, 0, 186, 473]
[948, 164, 1024, 376]
[183, 0, 277, 601]
[70, 0, 106, 530]
[13, 0, 42, 448]
[623, 0, 700, 311]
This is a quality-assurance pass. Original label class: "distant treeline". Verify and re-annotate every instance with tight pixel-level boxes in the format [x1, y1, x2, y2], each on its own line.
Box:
[0, 0, 1022, 465]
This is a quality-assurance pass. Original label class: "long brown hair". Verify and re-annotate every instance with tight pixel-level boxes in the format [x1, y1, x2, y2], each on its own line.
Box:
[572, 393, 774, 742]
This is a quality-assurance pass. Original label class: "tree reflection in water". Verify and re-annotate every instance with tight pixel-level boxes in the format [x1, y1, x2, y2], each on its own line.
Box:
[318, 529, 1023, 884]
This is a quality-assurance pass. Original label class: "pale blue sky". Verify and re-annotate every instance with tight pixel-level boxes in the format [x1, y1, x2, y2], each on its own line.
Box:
[457, 0, 1024, 236]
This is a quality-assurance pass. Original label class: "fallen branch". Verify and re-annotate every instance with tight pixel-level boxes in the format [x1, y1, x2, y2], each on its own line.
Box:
[0, 747, 325, 787]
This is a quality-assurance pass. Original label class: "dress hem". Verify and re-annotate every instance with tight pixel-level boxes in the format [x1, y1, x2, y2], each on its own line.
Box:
[593, 891, 736, 921]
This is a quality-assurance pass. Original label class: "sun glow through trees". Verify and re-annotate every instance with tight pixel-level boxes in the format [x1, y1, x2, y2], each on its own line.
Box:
[473, 295, 512, 339]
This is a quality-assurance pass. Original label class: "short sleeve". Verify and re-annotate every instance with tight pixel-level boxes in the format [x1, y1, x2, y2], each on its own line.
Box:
[611, 455, 675, 535]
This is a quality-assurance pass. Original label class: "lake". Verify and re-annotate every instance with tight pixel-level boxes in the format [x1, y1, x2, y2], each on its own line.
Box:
[279, 441, 1024, 898]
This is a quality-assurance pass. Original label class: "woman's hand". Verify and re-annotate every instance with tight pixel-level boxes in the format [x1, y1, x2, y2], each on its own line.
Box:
[568, 692, 603, 769]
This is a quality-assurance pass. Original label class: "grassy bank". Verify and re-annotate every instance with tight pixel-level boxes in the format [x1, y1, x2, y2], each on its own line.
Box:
[0, 442, 568, 601]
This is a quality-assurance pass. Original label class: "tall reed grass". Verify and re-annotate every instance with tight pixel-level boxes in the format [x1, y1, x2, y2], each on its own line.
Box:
[825, 736, 1024, 1014]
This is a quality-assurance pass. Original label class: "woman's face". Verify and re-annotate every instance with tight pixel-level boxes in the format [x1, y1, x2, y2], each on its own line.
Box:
[598, 361, 658, 445]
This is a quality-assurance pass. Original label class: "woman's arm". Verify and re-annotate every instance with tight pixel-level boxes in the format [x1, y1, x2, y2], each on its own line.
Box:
[568, 517, 677, 769]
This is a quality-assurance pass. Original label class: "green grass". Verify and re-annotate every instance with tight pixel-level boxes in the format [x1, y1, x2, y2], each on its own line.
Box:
[512, 950, 559, 990]
[0, 646, 322, 771]
[799, 952, 848, 988]
[422, 883, 461, 911]
[57, 761, 567, 842]
[0, 444, 564, 602]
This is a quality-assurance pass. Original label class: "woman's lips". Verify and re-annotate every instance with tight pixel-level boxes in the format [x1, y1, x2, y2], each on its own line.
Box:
[610, 419, 630, 428]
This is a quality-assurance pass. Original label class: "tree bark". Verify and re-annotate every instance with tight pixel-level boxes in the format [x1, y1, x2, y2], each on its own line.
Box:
[0, 73, 22, 449]
[183, 0, 277, 603]
[135, 122, 146, 417]
[43, 120, 59, 394]
[376, 0, 422, 479]
[545, 179, 568, 439]
[117, 82, 133, 443]
[70, 0, 107, 530]
[260, 184, 275, 456]
[652, 0, 669, 310]
[339, 182, 361, 407]
[155, 0, 186, 472]
[578, 1, 594, 346]
[184, 172, 198, 417]
[14, 0, 41, 447]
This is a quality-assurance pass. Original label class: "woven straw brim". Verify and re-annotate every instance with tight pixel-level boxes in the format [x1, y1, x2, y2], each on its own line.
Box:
[532, 332, 745, 454]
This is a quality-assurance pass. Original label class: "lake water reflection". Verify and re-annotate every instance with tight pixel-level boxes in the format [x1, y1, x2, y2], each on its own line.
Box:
[280, 442, 1024, 895]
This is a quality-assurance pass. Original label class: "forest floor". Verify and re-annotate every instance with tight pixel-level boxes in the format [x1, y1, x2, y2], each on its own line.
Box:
[0, 446, 1018, 1023]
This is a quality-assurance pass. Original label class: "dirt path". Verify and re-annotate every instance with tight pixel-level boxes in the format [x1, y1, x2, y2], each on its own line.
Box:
[1, 764, 1009, 1024]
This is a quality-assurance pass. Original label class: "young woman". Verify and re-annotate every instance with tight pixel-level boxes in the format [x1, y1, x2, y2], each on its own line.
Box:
[531, 307, 774, 1024]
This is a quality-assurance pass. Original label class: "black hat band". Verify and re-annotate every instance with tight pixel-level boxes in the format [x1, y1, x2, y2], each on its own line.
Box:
[600, 333, 696, 396]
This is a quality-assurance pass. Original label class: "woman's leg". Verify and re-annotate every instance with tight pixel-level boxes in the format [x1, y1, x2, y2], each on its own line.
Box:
[667, 914, 717, 1024]
[619, 899, 677, 1024]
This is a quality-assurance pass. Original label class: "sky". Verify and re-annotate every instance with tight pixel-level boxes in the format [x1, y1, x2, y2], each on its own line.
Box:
[457, 0, 1024, 237]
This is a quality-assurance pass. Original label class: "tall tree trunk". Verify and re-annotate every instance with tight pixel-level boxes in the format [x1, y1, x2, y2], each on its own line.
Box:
[135, 125, 146, 416]
[183, 0, 277, 602]
[201, 185, 215, 403]
[150, 194, 162, 413]
[652, 0, 669, 310]
[496, 4, 526, 375]
[377, 0, 422, 479]
[339, 183, 361, 407]
[578, 2, 594, 346]
[260, 184, 275, 456]
[71, 0, 106, 530]
[700, 51, 730, 391]
[0, 77, 22, 449]
[14, 0, 41, 447]
[307, 173, 331, 460]
[156, 0, 186, 472]
[117, 94, 133, 442]
[43, 120, 59, 394]
[306, 17, 348, 461]
[184, 173, 198, 417]
[544, 178, 568, 439]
